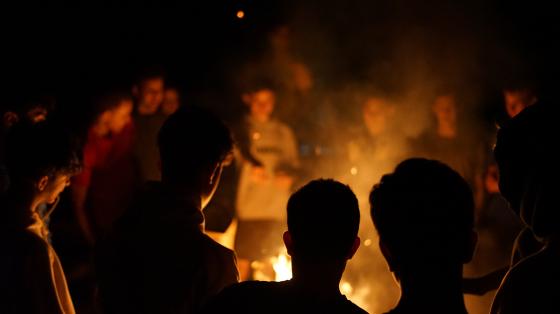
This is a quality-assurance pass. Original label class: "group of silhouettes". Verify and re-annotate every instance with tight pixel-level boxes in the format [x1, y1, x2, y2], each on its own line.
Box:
[1, 89, 558, 313]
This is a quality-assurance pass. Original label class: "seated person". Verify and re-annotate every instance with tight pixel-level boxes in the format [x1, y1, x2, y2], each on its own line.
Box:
[202, 179, 367, 314]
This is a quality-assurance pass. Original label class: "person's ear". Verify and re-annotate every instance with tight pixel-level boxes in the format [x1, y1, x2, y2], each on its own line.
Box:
[37, 176, 49, 192]
[346, 236, 361, 260]
[283, 231, 294, 256]
[241, 93, 252, 105]
[463, 230, 478, 263]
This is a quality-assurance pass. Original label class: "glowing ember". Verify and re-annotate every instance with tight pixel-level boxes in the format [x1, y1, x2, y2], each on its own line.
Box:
[236, 10, 245, 19]
[272, 251, 292, 281]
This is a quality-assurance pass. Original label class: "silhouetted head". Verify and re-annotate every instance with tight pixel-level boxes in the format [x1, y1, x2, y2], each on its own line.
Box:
[158, 106, 233, 208]
[5, 120, 81, 204]
[133, 67, 165, 115]
[494, 104, 559, 239]
[369, 158, 476, 278]
[284, 179, 361, 264]
[162, 86, 181, 116]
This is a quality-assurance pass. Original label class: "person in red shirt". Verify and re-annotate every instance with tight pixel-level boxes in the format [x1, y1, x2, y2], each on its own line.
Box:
[71, 90, 136, 245]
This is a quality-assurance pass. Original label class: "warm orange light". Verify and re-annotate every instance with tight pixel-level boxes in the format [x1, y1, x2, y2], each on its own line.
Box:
[237, 10, 245, 19]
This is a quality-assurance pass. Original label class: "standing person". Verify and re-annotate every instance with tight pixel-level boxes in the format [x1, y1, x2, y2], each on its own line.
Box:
[234, 80, 299, 280]
[370, 158, 477, 314]
[0, 121, 81, 313]
[490, 103, 560, 314]
[162, 85, 181, 116]
[412, 93, 485, 209]
[96, 106, 238, 314]
[202, 179, 367, 314]
[346, 94, 408, 203]
[132, 67, 165, 182]
[71, 90, 135, 244]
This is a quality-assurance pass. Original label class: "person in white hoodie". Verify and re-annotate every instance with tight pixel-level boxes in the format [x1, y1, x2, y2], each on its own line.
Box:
[234, 79, 299, 280]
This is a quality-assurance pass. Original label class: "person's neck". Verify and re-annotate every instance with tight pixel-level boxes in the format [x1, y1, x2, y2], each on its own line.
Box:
[395, 266, 467, 314]
[290, 259, 345, 298]
[160, 180, 202, 211]
[250, 115, 271, 124]
[4, 186, 41, 223]
[137, 104, 158, 116]
[437, 123, 457, 139]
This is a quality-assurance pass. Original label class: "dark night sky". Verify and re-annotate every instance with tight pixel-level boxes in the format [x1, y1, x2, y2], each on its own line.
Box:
[3, 0, 560, 115]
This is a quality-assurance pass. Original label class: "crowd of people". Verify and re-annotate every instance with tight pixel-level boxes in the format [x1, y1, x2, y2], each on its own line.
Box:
[0, 26, 556, 314]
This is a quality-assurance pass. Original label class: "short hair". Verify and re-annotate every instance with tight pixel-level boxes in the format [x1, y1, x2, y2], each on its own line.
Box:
[135, 66, 166, 86]
[369, 158, 474, 264]
[287, 179, 360, 261]
[157, 106, 233, 184]
[5, 120, 82, 181]
[93, 90, 133, 117]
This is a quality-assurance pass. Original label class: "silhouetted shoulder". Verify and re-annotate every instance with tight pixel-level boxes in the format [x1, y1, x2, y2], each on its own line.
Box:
[200, 233, 239, 287]
[492, 245, 560, 314]
[202, 281, 367, 314]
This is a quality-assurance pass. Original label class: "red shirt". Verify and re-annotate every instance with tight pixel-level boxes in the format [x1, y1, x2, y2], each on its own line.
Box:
[73, 122, 137, 233]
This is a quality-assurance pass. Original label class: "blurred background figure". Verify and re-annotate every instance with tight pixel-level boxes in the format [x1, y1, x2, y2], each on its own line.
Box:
[412, 92, 485, 210]
[71, 90, 136, 245]
[346, 92, 408, 204]
[161, 84, 181, 116]
[503, 85, 537, 119]
[132, 67, 166, 183]
[234, 79, 299, 280]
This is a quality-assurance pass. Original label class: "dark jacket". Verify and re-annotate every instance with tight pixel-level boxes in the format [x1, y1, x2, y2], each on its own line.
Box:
[96, 182, 239, 314]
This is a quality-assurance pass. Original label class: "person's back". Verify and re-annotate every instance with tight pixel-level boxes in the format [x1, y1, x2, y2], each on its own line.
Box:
[96, 182, 238, 313]
[96, 106, 239, 314]
[203, 179, 367, 314]
[369, 158, 477, 314]
[203, 280, 366, 314]
[491, 103, 560, 314]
